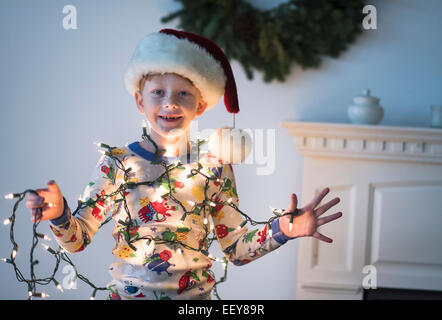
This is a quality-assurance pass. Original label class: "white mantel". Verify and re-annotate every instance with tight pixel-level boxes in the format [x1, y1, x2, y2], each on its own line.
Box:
[282, 121, 442, 164]
[281, 121, 442, 300]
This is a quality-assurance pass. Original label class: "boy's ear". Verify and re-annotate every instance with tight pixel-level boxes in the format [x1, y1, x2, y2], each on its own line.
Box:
[196, 100, 208, 117]
[135, 90, 144, 114]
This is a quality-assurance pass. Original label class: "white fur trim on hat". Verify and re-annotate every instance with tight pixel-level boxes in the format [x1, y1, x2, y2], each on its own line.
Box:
[124, 32, 226, 111]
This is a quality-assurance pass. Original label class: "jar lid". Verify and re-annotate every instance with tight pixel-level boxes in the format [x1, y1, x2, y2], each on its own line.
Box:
[353, 89, 380, 105]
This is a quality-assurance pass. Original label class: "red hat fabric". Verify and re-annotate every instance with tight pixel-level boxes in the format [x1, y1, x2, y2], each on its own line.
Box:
[124, 29, 239, 114]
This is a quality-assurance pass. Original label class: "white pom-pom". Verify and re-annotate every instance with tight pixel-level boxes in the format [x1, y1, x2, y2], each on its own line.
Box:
[208, 127, 252, 164]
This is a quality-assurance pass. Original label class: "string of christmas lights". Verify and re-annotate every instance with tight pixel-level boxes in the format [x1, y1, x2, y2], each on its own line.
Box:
[3, 123, 296, 300]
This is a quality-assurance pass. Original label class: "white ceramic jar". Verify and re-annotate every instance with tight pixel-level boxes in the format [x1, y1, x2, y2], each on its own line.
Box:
[348, 89, 384, 125]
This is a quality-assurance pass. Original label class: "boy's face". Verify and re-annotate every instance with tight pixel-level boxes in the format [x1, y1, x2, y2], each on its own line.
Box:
[135, 73, 207, 140]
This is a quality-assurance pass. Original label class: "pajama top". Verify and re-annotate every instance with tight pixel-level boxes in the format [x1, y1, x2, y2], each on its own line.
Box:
[49, 141, 294, 300]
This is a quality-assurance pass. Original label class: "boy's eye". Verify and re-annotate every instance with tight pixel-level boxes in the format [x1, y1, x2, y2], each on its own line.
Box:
[178, 91, 190, 97]
[152, 89, 164, 95]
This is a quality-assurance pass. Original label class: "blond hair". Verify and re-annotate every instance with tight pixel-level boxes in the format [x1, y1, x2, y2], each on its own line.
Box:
[138, 73, 157, 93]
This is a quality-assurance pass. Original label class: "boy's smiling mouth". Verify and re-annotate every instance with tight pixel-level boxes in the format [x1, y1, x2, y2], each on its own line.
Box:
[158, 114, 184, 122]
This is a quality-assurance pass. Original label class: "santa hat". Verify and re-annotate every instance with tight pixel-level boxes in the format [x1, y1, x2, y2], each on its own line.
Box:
[124, 28, 239, 114]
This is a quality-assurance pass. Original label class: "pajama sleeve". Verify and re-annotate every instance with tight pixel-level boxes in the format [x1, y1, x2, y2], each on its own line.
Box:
[209, 163, 295, 266]
[48, 154, 120, 253]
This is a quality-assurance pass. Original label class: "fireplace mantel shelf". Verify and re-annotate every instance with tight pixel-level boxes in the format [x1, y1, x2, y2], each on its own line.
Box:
[281, 121, 442, 164]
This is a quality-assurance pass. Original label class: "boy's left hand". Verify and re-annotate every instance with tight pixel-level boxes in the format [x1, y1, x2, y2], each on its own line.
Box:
[279, 188, 342, 243]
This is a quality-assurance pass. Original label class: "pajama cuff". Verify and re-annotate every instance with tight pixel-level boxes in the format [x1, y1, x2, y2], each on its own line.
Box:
[271, 218, 297, 245]
[50, 197, 72, 226]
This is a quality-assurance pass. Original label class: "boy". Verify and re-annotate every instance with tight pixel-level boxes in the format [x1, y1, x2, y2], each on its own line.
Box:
[26, 29, 342, 300]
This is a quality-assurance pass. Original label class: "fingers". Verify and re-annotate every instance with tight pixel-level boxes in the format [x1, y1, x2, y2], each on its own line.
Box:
[26, 182, 59, 223]
[284, 193, 298, 213]
[317, 212, 343, 227]
[27, 180, 60, 207]
[310, 187, 330, 210]
[26, 195, 45, 209]
[313, 211, 343, 242]
[315, 197, 340, 217]
[34, 188, 50, 198]
[47, 180, 61, 193]
[34, 180, 58, 197]
[31, 208, 43, 223]
[313, 231, 333, 243]
[27, 193, 50, 222]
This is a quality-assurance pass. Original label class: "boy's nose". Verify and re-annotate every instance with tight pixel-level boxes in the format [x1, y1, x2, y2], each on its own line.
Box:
[163, 96, 179, 109]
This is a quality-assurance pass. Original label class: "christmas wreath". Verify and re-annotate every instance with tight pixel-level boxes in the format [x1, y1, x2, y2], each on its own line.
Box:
[162, 0, 366, 82]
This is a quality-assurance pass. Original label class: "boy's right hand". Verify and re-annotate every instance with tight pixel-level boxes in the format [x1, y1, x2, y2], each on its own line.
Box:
[26, 180, 65, 222]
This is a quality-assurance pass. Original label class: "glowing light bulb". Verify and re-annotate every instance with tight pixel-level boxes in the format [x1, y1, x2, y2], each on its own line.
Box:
[3, 218, 11, 225]
[90, 289, 98, 300]
[210, 224, 214, 231]
[4, 193, 14, 200]
[145, 240, 155, 252]
[164, 145, 175, 157]
[41, 244, 56, 254]
[268, 228, 273, 238]
[41, 292, 50, 298]
[12, 249, 17, 259]
[158, 185, 167, 195]
[289, 223, 293, 232]
[209, 202, 216, 207]
[154, 186, 167, 202]
[98, 150, 105, 155]
[28, 291, 33, 297]
[56, 284, 63, 293]
[182, 167, 192, 178]
[187, 200, 195, 206]
[237, 221, 247, 230]
[203, 218, 208, 224]
[227, 198, 233, 204]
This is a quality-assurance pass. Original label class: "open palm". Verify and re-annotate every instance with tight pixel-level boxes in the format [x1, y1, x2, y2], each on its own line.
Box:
[279, 188, 342, 243]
